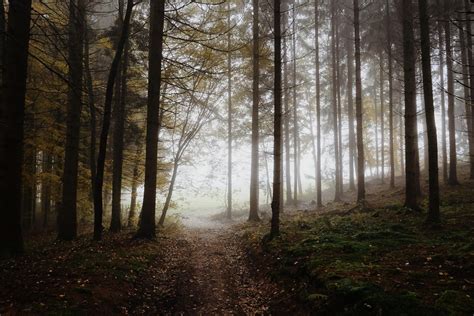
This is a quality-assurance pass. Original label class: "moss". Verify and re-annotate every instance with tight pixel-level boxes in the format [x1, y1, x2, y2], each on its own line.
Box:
[435, 290, 474, 315]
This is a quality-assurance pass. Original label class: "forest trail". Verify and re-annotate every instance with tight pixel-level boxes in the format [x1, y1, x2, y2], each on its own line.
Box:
[165, 222, 281, 314]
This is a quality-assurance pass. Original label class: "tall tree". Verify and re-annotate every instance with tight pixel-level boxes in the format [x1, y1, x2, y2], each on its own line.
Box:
[271, 0, 282, 238]
[436, 0, 448, 183]
[0, 0, 32, 254]
[93, 0, 134, 240]
[58, 0, 86, 241]
[315, 0, 322, 206]
[418, 0, 440, 223]
[226, 1, 232, 219]
[379, 51, 385, 183]
[249, 0, 260, 222]
[354, 0, 365, 203]
[332, 0, 341, 201]
[386, 0, 395, 188]
[283, 9, 292, 205]
[292, 1, 299, 205]
[346, 23, 356, 192]
[402, 0, 420, 210]
[135, 0, 166, 239]
[41, 152, 52, 228]
[111, 0, 131, 233]
[444, 0, 458, 185]
[464, 0, 474, 179]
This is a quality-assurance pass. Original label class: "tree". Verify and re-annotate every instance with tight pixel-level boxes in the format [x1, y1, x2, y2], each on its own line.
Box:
[226, 2, 233, 220]
[346, 19, 356, 192]
[444, 0, 458, 186]
[402, 0, 420, 210]
[94, 0, 134, 240]
[0, 0, 33, 254]
[418, 0, 440, 223]
[386, 0, 395, 188]
[57, 0, 85, 241]
[136, 0, 166, 239]
[315, 0, 322, 206]
[464, 0, 474, 179]
[249, 0, 261, 222]
[271, 0, 282, 238]
[331, 0, 341, 202]
[111, 0, 131, 233]
[354, 0, 365, 203]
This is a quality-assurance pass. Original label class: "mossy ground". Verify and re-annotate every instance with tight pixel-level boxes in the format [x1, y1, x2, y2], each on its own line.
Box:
[242, 178, 474, 315]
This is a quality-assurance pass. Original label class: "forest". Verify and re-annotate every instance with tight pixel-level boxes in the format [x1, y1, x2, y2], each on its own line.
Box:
[1, 0, 474, 314]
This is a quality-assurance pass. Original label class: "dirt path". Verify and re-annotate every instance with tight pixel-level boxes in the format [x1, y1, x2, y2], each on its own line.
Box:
[165, 224, 283, 314]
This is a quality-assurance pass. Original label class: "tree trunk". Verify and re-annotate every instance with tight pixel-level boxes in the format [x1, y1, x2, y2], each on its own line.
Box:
[283, 29, 292, 205]
[94, 0, 134, 240]
[84, 21, 96, 203]
[436, 0, 448, 183]
[464, 0, 474, 179]
[111, 5, 130, 233]
[249, 0, 260, 222]
[226, 3, 232, 220]
[380, 51, 385, 183]
[331, 0, 341, 202]
[22, 141, 36, 231]
[128, 144, 140, 228]
[0, 0, 5, 88]
[346, 24, 356, 192]
[158, 160, 179, 226]
[315, 0, 322, 206]
[41, 151, 52, 229]
[418, 0, 440, 223]
[386, 0, 395, 188]
[292, 2, 299, 206]
[0, 0, 32, 254]
[57, 0, 85, 241]
[336, 16, 343, 196]
[136, 0, 165, 239]
[354, 0, 365, 203]
[444, 1, 458, 185]
[402, 0, 420, 210]
[271, 0, 282, 238]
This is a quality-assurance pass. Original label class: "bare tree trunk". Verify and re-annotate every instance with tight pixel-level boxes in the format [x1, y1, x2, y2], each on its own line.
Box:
[315, 0, 322, 206]
[346, 25, 356, 191]
[374, 77, 379, 178]
[58, 0, 85, 241]
[0, 0, 32, 254]
[249, 0, 260, 222]
[354, 0, 365, 203]
[418, 0, 440, 223]
[380, 51, 385, 183]
[226, 2, 232, 219]
[41, 151, 52, 229]
[336, 15, 344, 196]
[399, 91, 405, 176]
[111, 2, 130, 233]
[94, 0, 134, 240]
[464, 0, 474, 178]
[22, 140, 36, 231]
[271, 0, 282, 238]
[331, 0, 341, 202]
[283, 32, 292, 205]
[158, 161, 178, 226]
[128, 144, 140, 228]
[444, 2, 458, 185]
[136, 0, 165, 239]
[402, 0, 420, 210]
[386, 0, 395, 188]
[436, 0, 448, 183]
[292, 2, 299, 206]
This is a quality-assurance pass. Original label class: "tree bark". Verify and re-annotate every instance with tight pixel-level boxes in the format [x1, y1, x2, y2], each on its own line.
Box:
[386, 0, 395, 188]
[271, 0, 282, 238]
[444, 1, 458, 185]
[136, 0, 165, 239]
[111, 4, 130, 233]
[249, 0, 260, 222]
[292, 2, 299, 205]
[418, 0, 440, 223]
[283, 25, 292, 205]
[402, 0, 420, 210]
[332, 0, 341, 202]
[0, 0, 32, 254]
[380, 51, 385, 183]
[128, 144, 141, 227]
[226, 2, 232, 219]
[346, 24, 356, 192]
[57, 0, 85, 241]
[94, 0, 134, 240]
[41, 151, 52, 229]
[354, 0, 365, 203]
[315, 0, 322, 206]
[464, 0, 474, 178]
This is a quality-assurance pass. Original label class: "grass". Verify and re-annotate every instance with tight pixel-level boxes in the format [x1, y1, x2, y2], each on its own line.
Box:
[242, 181, 474, 315]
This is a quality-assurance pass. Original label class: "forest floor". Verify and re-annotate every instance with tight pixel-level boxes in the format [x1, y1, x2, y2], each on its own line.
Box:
[0, 220, 302, 315]
[1, 173, 474, 315]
